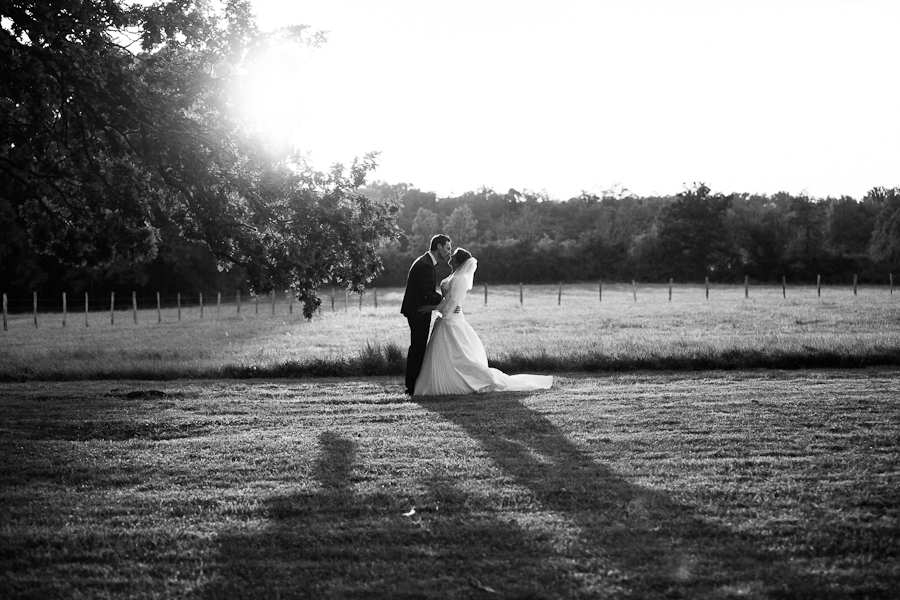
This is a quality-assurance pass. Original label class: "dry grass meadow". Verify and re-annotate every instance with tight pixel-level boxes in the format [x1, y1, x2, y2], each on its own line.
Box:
[1, 282, 898, 380]
[1, 283, 899, 598]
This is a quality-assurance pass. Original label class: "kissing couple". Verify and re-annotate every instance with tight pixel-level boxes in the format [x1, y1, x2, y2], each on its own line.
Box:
[401, 234, 553, 396]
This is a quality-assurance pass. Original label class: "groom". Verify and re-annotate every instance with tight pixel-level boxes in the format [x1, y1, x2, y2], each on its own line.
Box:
[400, 234, 452, 395]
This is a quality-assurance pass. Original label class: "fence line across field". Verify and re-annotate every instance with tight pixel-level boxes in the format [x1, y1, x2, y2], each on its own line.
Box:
[1, 274, 896, 332]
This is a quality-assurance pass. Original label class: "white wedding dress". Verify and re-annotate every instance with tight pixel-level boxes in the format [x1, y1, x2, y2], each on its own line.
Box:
[414, 258, 553, 396]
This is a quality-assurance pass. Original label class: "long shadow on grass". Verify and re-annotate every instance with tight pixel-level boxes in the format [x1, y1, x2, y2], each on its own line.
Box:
[202, 394, 845, 600]
[203, 430, 580, 599]
[416, 393, 842, 599]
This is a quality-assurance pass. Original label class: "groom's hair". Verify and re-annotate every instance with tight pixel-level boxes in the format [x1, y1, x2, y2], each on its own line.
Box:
[453, 248, 472, 265]
[430, 234, 451, 251]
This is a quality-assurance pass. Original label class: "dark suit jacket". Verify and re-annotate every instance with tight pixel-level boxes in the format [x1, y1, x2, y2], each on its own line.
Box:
[401, 253, 443, 317]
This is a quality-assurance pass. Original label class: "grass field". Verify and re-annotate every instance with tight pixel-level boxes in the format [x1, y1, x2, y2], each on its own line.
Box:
[2, 283, 898, 597]
[1, 371, 897, 598]
[2, 283, 899, 380]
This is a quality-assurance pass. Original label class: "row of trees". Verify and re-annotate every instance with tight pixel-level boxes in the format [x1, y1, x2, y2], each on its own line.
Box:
[2, 2, 898, 313]
[4, 164, 899, 301]
[366, 183, 900, 286]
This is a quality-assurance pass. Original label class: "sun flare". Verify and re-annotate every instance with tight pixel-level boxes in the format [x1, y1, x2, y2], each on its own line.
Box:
[230, 40, 363, 169]
[231, 45, 309, 153]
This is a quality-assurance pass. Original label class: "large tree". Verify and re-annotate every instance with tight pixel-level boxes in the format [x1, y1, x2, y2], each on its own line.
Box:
[826, 195, 876, 256]
[409, 207, 440, 253]
[1, 0, 398, 317]
[783, 194, 828, 277]
[867, 186, 900, 267]
[655, 183, 733, 280]
[444, 204, 477, 248]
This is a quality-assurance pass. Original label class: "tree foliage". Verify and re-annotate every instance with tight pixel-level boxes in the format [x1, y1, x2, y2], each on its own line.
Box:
[409, 207, 440, 253]
[444, 205, 477, 248]
[2, 1, 895, 302]
[1, 0, 399, 317]
[656, 184, 733, 279]
[365, 183, 897, 286]
[867, 187, 900, 265]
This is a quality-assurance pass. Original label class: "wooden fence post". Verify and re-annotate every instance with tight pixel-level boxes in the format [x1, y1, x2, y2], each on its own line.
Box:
[598, 280, 602, 302]
[817, 274, 821, 297]
[157, 292, 162, 323]
[271, 290, 276, 316]
[668, 278, 673, 301]
[217, 292, 221, 317]
[132, 291, 137, 324]
[110, 291, 114, 326]
[85, 292, 89, 328]
[331, 287, 335, 311]
[519, 283, 523, 307]
[782, 276, 786, 299]
[484, 283, 488, 305]
[345, 289, 349, 311]
[33, 291, 37, 328]
[744, 276, 749, 299]
[177, 293, 181, 321]
[853, 274, 858, 296]
[236, 291, 241, 315]
[632, 280, 637, 302]
[374, 288, 378, 309]
[2, 293, 7, 332]
[359, 291, 363, 310]
[558, 282, 562, 306]
[255, 294, 259, 315]
[289, 290, 294, 315]
[200, 293, 204, 319]
[705, 276, 709, 299]
[891, 273, 894, 295]
[62, 292, 67, 327]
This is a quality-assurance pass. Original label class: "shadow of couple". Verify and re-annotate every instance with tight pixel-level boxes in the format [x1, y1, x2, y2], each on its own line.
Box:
[203, 391, 834, 599]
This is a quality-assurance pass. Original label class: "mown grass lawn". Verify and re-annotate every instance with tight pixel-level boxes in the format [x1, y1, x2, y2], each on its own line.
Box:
[1, 370, 897, 599]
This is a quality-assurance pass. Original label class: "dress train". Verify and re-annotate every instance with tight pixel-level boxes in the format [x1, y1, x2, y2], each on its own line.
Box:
[413, 258, 552, 396]
[415, 315, 553, 395]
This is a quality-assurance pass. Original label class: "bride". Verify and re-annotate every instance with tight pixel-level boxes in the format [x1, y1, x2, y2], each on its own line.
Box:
[414, 248, 553, 396]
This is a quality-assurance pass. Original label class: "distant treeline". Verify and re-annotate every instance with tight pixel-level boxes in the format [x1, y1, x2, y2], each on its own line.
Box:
[366, 182, 900, 287]
[2, 183, 898, 300]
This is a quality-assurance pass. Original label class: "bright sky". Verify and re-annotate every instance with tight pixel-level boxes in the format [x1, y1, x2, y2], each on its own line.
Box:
[248, 0, 899, 200]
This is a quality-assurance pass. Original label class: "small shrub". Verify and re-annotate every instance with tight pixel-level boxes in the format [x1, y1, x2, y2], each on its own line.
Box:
[356, 342, 387, 376]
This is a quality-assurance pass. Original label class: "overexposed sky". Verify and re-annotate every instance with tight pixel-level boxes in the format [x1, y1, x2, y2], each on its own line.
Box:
[247, 0, 899, 200]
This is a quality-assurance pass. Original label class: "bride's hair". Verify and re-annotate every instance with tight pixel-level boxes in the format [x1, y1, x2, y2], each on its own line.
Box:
[453, 248, 472, 264]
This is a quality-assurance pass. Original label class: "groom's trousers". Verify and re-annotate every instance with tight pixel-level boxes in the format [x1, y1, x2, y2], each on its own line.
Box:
[405, 314, 432, 394]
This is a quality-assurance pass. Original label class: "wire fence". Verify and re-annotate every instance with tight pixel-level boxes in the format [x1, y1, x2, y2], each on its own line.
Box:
[1, 274, 896, 332]
[0, 288, 385, 330]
